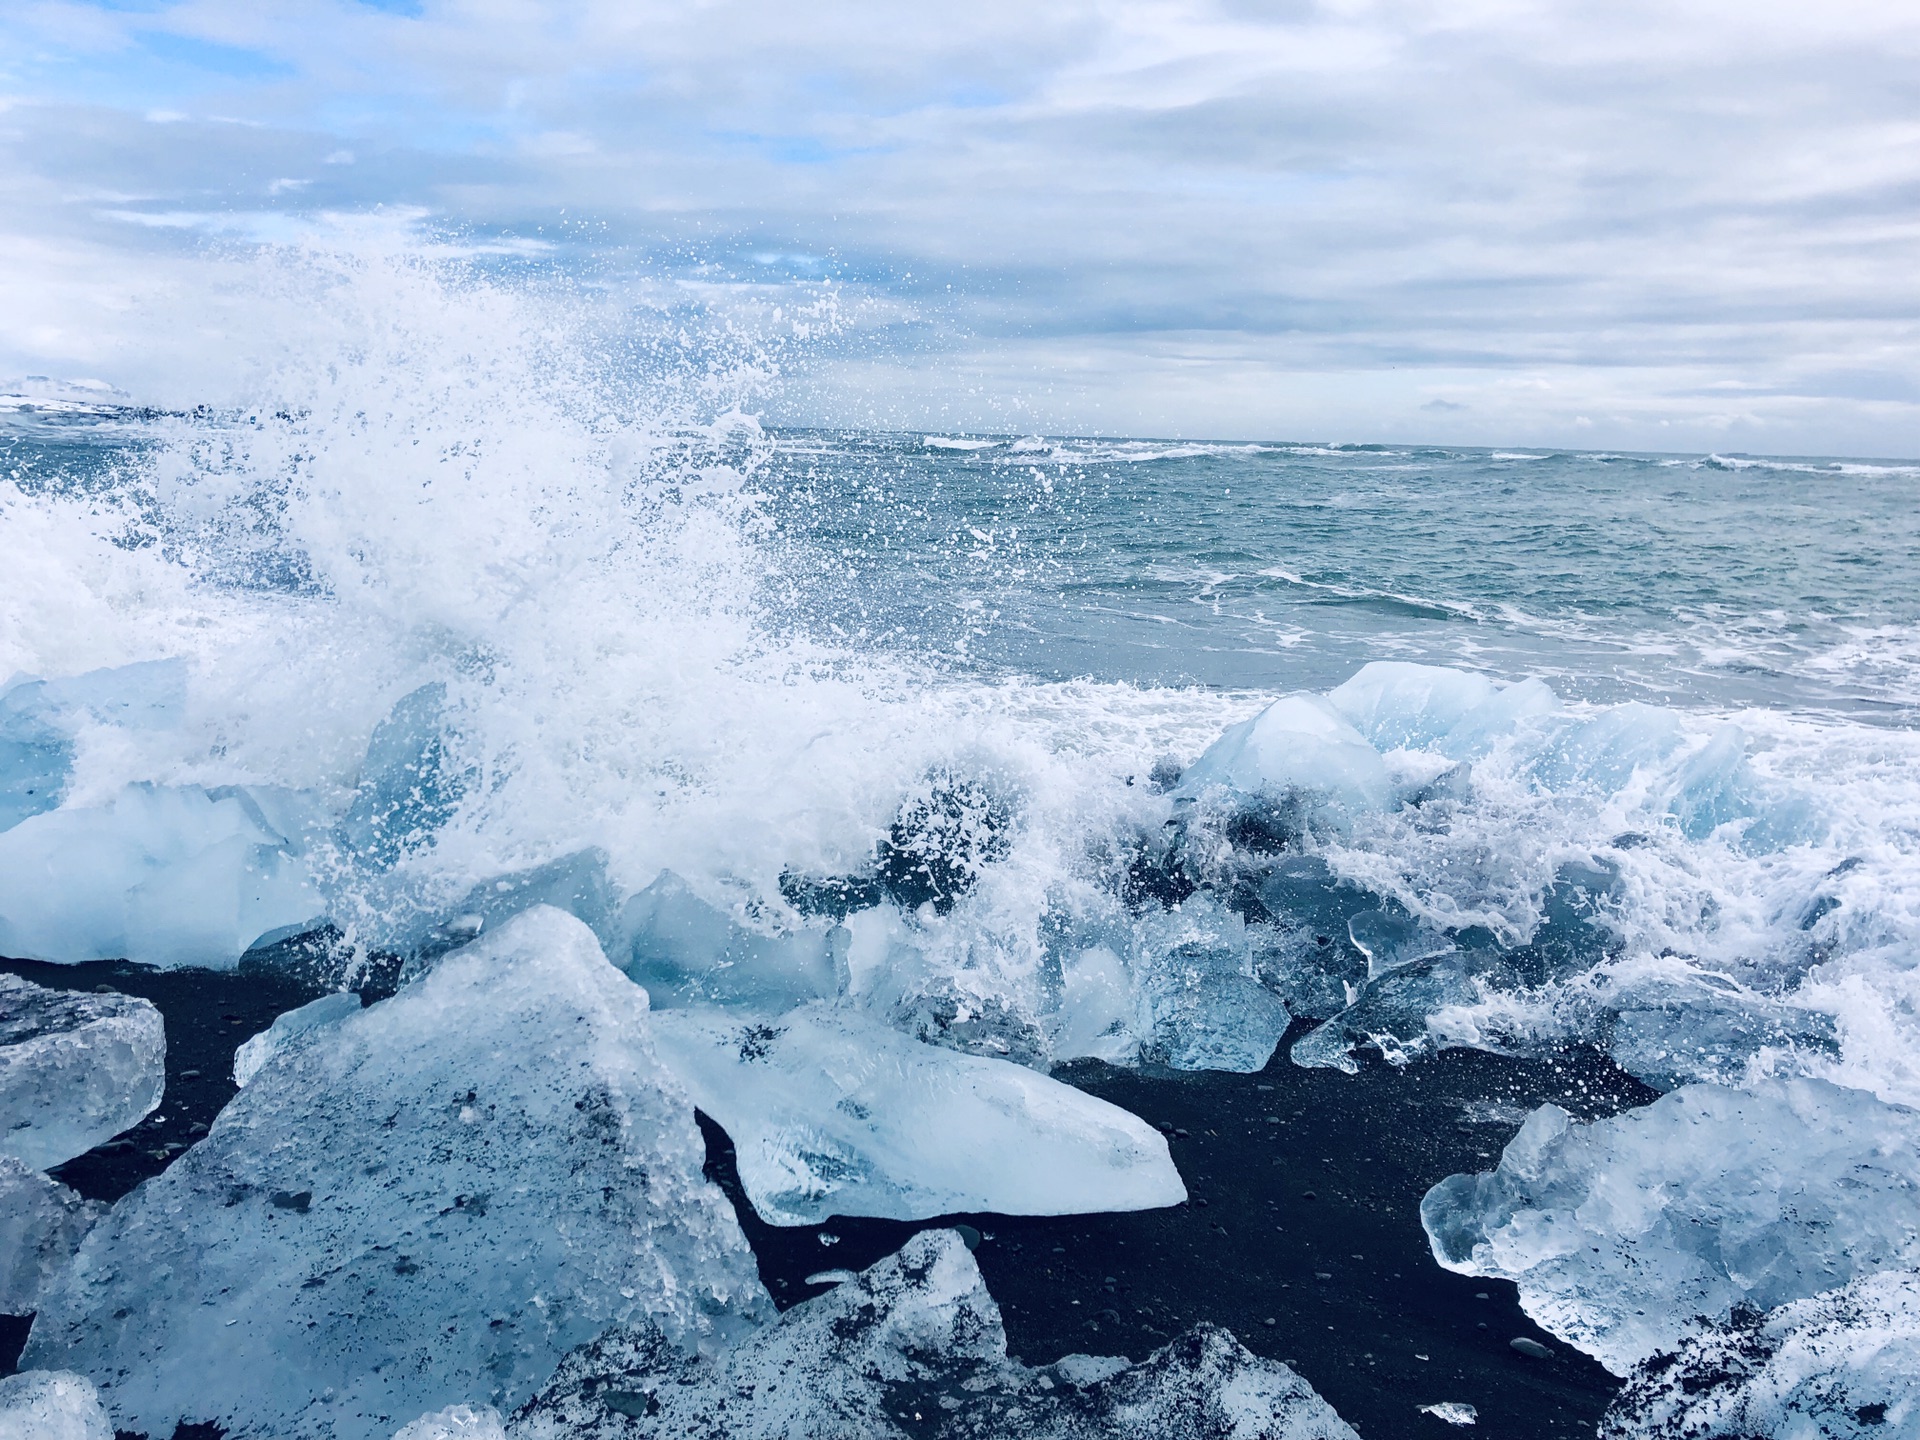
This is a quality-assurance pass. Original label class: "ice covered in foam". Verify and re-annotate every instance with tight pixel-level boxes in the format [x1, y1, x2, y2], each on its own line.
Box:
[0, 1156, 101, 1315]
[1421, 1078, 1920, 1373]
[1601, 1268, 1920, 1440]
[0, 1371, 113, 1440]
[510, 1229, 1359, 1440]
[649, 1002, 1184, 1224]
[0, 660, 186, 833]
[1177, 693, 1391, 815]
[0, 972, 164, 1170]
[619, 871, 848, 1011]
[24, 907, 770, 1440]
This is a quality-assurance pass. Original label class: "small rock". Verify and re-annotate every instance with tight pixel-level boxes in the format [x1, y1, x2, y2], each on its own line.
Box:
[1510, 1336, 1553, 1360]
[954, 1224, 982, 1251]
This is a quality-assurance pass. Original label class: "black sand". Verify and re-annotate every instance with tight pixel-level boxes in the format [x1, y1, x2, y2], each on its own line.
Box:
[2, 959, 1649, 1438]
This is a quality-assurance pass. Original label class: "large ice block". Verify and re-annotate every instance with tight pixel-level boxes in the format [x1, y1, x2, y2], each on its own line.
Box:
[24, 907, 771, 1440]
[510, 1229, 1359, 1440]
[0, 1371, 112, 1440]
[1178, 693, 1391, 814]
[0, 973, 164, 1170]
[1601, 1268, 1920, 1440]
[1421, 1078, 1920, 1373]
[335, 682, 471, 871]
[1327, 662, 1499, 752]
[0, 784, 321, 968]
[0, 1156, 101, 1314]
[231, 991, 362, 1087]
[649, 1003, 1185, 1225]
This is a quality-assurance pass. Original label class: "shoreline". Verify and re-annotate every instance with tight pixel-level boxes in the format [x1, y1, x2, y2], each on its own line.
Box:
[2, 956, 1646, 1438]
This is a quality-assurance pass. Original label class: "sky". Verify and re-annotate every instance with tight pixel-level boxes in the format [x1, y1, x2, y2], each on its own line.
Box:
[3, 0, 1919, 453]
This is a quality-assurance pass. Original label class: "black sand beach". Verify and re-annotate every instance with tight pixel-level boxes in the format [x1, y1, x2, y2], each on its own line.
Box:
[3, 958, 1648, 1438]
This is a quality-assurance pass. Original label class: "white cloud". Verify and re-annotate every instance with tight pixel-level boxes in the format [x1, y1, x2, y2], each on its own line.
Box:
[2, 0, 1918, 453]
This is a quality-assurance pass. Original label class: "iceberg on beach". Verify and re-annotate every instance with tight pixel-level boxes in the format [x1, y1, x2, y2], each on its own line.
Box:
[509, 1229, 1359, 1440]
[0, 973, 164, 1170]
[0, 1370, 113, 1440]
[1601, 1268, 1920, 1440]
[1130, 898, 1291, 1072]
[0, 1157, 101, 1315]
[1420, 1078, 1920, 1374]
[620, 871, 848, 1010]
[649, 1003, 1185, 1225]
[24, 907, 770, 1440]
[0, 784, 322, 968]
[1177, 693, 1391, 816]
[336, 683, 472, 872]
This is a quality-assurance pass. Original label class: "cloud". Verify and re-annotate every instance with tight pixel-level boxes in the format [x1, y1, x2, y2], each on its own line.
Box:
[2, 0, 1919, 453]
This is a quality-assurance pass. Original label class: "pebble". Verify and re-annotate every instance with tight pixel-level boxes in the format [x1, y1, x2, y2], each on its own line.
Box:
[1510, 1337, 1553, 1360]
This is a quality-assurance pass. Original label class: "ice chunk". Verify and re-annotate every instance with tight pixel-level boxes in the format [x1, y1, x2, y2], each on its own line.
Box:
[231, 992, 362, 1087]
[649, 1003, 1184, 1225]
[24, 907, 771, 1440]
[336, 682, 472, 871]
[1532, 702, 1687, 794]
[1606, 973, 1836, 1091]
[0, 660, 186, 834]
[394, 1405, 508, 1440]
[1434, 676, 1559, 760]
[1050, 944, 1137, 1063]
[1601, 1268, 1920, 1440]
[0, 1156, 102, 1314]
[1179, 693, 1391, 814]
[1132, 898, 1291, 1072]
[1420, 1078, 1920, 1373]
[619, 871, 847, 1010]
[1290, 953, 1478, 1073]
[510, 1229, 1359, 1440]
[1328, 662, 1499, 752]
[0, 1371, 112, 1440]
[0, 784, 322, 968]
[0, 973, 164, 1169]
[1347, 906, 1455, 982]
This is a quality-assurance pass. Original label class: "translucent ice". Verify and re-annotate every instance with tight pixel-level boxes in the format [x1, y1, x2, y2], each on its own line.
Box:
[0, 1371, 112, 1440]
[1531, 702, 1687, 794]
[510, 1229, 1359, 1440]
[1327, 662, 1499, 752]
[1421, 1079, 1920, 1373]
[336, 683, 472, 871]
[1131, 898, 1292, 1072]
[25, 907, 771, 1440]
[618, 871, 847, 1010]
[0, 1156, 102, 1314]
[0, 784, 321, 968]
[0, 973, 164, 1170]
[1602, 1268, 1920, 1440]
[231, 991, 362, 1087]
[0, 660, 186, 834]
[649, 1003, 1184, 1225]
[1178, 693, 1391, 815]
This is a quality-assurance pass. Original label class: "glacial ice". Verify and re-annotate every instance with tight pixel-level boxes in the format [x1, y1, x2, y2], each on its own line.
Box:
[0, 1156, 101, 1314]
[231, 990, 363, 1087]
[0, 783, 321, 968]
[1435, 677, 1559, 760]
[1049, 943, 1137, 1063]
[509, 1229, 1360, 1440]
[1131, 898, 1292, 1071]
[1177, 693, 1391, 815]
[1531, 701, 1687, 794]
[0, 1371, 113, 1440]
[24, 907, 771, 1440]
[1421, 1078, 1920, 1373]
[0, 660, 186, 834]
[336, 683, 472, 871]
[648, 1002, 1184, 1225]
[1327, 661, 1499, 752]
[1601, 1268, 1920, 1440]
[0, 973, 165, 1170]
[619, 871, 848, 1010]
